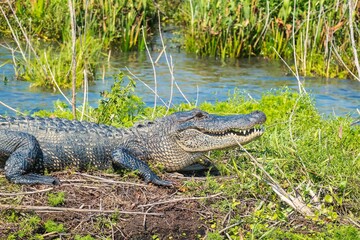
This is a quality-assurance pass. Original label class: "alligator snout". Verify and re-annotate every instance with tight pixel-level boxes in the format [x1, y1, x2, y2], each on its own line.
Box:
[248, 110, 266, 124]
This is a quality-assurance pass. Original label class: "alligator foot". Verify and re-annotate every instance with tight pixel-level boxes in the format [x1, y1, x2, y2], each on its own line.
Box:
[7, 173, 60, 185]
[1, 130, 58, 185]
[112, 148, 173, 187]
[144, 174, 173, 187]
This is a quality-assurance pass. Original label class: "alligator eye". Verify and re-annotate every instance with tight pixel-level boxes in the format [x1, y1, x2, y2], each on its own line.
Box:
[195, 111, 207, 119]
[136, 123, 145, 128]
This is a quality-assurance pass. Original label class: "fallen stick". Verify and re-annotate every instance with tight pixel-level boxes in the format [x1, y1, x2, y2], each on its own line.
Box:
[0, 187, 54, 196]
[73, 172, 149, 187]
[233, 138, 314, 217]
[0, 204, 163, 216]
[138, 193, 222, 208]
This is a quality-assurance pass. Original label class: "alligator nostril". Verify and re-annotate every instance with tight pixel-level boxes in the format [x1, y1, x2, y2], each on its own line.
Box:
[250, 111, 266, 122]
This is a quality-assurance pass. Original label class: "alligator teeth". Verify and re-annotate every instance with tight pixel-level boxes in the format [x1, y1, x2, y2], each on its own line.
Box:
[206, 126, 264, 137]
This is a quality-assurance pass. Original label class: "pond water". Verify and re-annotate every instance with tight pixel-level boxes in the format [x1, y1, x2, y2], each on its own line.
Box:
[0, 38, 359, 117]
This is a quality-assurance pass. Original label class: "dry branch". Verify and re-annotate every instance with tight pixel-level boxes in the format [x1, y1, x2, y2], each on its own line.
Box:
[0, 100, 25, 115]
[68, 0, 77, 118]
[0, 204, 163, 216]
[348, 0, 360, 81]
[0, 188, 54, 196]
[72, 172, 149, 187]
[138, 193, 222, 208]
[233, 138, 314, 217]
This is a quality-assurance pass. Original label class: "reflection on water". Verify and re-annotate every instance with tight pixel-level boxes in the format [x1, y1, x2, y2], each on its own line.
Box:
[0, 44, 359, 117]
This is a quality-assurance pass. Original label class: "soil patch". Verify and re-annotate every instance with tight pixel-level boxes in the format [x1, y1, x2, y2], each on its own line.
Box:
[0, 172, 222, 239]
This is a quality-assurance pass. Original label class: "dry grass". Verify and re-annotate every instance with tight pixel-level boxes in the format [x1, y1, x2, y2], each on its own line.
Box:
[1, 168, 356, 239]
[0, 171, 227, 239]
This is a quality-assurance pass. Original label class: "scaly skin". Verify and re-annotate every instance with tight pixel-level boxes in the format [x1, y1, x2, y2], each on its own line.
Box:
[0, 109, 266, 186]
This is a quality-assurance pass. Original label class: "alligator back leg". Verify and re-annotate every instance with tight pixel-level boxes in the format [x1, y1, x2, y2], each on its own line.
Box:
[0, 130, 60, 185]
[112, 148, 172, 186]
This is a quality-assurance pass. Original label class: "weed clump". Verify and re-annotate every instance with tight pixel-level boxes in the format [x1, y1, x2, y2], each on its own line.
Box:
[94, 72, 145, 127]
[47, 191, 66, 207]
[44, 220, 65, 233]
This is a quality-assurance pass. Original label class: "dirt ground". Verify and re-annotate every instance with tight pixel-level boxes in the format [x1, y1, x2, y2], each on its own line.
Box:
[0, 171, 231, 239]
[1, 171, 357, 239]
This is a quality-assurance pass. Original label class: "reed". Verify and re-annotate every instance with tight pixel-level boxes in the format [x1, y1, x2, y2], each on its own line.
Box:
[3, 0, 156, 50]
[177, 0, 360, 80]
[182, 0, 266, 58]
[81, 0, 156, 50]
[0, 0, 160, 89]
[12, 36, 102, 90]
[1, 0, 359, 81]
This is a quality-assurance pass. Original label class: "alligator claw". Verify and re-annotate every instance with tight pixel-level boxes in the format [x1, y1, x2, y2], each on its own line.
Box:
[152, 178, 173, 187]
[7, 174, 61, 185]
[145, 175, 173, 187]
[41, 176, 61, 185]
[52, 177, 61, 185]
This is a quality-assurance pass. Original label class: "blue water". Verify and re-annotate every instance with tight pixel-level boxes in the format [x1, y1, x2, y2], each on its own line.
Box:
[0, 41, 359, 117]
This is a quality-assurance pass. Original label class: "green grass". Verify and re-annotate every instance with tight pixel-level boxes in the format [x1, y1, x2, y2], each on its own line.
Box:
[0, 74, 359, 237]
[5, 214, 42, 239]
[44, 220, 65, 234]
[184, 90, 359, 238]
[160, 90, 358, 237]
[47, 191, 66, 207]
[175, 0, 360, 80]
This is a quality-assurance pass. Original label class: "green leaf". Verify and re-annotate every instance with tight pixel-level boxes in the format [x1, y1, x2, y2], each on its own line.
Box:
[324, 194, 333, 203]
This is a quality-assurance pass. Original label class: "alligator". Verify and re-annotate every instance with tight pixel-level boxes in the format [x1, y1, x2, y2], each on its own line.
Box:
[0, 109, 266, 186]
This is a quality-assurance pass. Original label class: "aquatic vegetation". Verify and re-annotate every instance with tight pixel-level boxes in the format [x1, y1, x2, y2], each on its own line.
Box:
[177, 0, 360, 80]
[0, 0, 157, 90]
[1, 0, 156, 50]
[14, 36, 102, 90]
[181, 0, 266, 58]
[81, 0, 156, 50]
[1, 0, 359, 83]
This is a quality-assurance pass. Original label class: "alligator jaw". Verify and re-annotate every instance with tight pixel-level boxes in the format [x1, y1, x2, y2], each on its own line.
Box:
[206, 125, 264, 137]
[173, 110, 266, 152]
[175, 125, 265, 152]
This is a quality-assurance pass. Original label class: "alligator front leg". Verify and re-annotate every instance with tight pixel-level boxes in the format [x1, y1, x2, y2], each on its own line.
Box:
[112, 148, 172, 186]
[0, 130, 60, 185]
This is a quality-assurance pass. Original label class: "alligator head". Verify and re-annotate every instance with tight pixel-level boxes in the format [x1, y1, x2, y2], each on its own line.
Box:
[172, 109, 266, 152]
[134, 108, 266, 171]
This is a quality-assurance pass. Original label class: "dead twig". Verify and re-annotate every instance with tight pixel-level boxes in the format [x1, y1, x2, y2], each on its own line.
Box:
[344, 216, 360, 228]
[73, 172, 149, 187]
[142, 26, 158, 118]
[68, 0, 77, 118]
[0, 187, 54, 196]
[168, 173, 235, 181]
[138, 193, 222, 208]
[0, 204, 163, 216]
[219, 221, 242, 234]
[0, 100, 25, 115]
[233, 138, 314, 217]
